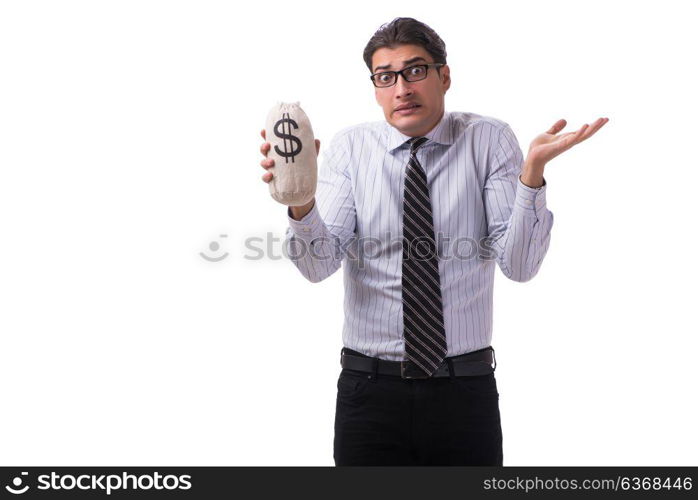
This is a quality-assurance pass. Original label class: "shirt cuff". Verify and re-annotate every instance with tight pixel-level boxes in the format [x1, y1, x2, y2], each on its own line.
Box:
[287, 202, 325, 242]
[514, 175, 548, 216]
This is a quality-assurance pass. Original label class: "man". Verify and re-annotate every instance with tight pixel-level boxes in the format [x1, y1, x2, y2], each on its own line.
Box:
[259, 17, 608, 466]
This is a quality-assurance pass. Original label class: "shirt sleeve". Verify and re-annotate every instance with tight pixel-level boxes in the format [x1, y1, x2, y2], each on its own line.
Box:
[284, 130, 357, 283]
[482, 124, 554, 282]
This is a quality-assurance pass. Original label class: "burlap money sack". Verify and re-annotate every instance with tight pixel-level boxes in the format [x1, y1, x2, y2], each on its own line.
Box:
[264, 101, 317, 206]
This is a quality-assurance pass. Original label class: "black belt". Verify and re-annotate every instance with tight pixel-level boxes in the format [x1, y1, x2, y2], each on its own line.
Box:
[340, 346, 496, 379]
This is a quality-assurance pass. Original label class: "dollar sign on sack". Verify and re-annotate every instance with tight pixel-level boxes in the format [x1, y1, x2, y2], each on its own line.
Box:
[273, 112, 303, 163]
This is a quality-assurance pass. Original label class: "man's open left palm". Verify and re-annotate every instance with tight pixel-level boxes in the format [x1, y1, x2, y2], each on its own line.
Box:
[526, 117, 609, 167]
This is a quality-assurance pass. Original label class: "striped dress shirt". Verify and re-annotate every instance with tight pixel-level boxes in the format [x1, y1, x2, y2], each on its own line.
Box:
[284, 110, 554, 361]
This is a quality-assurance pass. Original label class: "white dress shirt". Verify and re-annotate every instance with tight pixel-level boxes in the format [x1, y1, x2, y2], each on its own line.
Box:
[285, 110, 553, 361]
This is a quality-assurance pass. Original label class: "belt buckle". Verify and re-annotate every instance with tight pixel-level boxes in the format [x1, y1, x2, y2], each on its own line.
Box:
[400, 360, 430, 379]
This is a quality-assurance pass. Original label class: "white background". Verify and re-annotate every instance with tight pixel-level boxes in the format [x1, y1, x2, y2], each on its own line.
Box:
[1, 0, 696, 466]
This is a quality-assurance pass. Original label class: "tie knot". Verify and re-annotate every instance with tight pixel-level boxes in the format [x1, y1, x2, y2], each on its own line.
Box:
[407, 136, 429, 154]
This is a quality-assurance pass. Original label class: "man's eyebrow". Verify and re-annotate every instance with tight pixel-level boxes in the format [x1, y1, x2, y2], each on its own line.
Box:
[373, 56, 427, 73]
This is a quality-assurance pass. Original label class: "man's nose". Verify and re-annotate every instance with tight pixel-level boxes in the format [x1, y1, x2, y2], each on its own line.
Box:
[394, 75, 414, 98]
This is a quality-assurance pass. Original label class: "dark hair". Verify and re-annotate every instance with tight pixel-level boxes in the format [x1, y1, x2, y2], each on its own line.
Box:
[363, 17, 447, 73]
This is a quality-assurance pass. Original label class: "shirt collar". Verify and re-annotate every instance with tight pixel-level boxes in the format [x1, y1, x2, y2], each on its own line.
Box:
[385, 110, 454, 154]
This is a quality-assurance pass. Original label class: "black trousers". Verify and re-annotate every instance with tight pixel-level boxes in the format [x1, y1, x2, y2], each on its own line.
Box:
[334, 348, 503, 466]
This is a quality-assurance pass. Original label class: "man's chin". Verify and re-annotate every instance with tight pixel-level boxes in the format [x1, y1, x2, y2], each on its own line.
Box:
[388, 115, 426, 136]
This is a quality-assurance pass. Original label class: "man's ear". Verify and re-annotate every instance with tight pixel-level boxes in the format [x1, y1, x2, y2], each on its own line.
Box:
[441, 64, 451, 93]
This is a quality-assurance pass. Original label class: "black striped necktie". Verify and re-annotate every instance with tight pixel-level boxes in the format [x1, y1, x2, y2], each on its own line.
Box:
[401, 136, 448, 378]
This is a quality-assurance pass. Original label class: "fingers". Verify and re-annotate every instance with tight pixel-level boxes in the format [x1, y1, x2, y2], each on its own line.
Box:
[571, 117, 609, 145]
[554, 117, 609, 156]
[260, 148, 274, 183]
[576, 123, 590, 136]
[555, 124, 588, 151]
[585, 117, 609, 138]
[535, 116, 610, 164]
[260, 128, 274, 183]
[546, 119, 567, 135]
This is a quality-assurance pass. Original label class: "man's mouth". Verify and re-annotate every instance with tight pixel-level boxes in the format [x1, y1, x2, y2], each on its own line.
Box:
[394, 103, 421, 115]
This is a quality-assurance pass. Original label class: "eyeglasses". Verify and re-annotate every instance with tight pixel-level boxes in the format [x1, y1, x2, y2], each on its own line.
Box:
[370, 63, 444, 88]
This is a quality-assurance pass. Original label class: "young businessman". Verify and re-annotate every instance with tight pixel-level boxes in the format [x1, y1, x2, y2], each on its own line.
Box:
[259, 17, 608, 465]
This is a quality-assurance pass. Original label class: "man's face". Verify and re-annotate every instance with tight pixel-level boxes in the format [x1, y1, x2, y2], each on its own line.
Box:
[371, 44, 450, 137]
